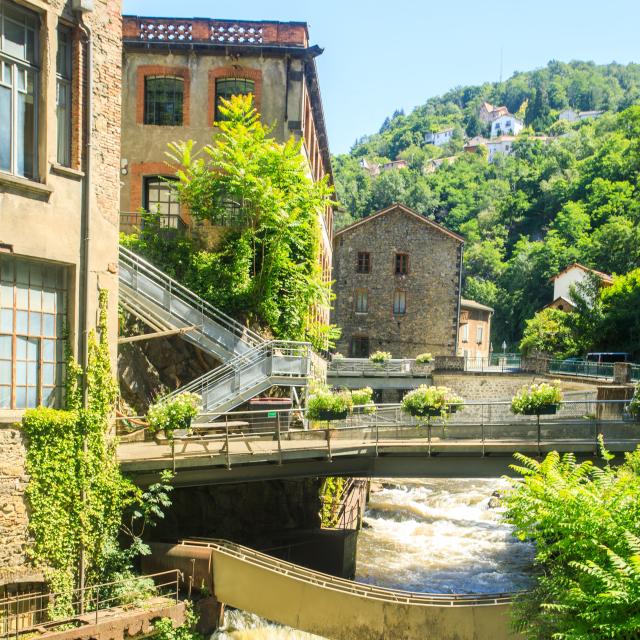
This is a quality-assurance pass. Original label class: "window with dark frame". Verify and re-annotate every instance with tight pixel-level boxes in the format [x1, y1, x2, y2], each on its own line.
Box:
[143, 177, 181, 227]
[356, 251, 371, 274]
[0, 0, 39, 179]
[355, 289, 368, 314]
[144, 76, 184, 126]
[395, 253, 409, 275]
[0, 255, 67, 409]
[215, 77, 255, 121]
[350, 336, 370, 358]
[393, 290, 406, 315]
[56, 25, 72, 166]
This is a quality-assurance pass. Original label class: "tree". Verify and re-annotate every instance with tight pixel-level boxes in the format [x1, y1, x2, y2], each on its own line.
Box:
[132, 95, 336, 349]
[519, 308, 578, 358]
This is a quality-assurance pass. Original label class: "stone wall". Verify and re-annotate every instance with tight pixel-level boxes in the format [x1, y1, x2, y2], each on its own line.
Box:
[0, 425, 32, 583]
[332, 205, 463, 359]
[432, 372, 598, 402]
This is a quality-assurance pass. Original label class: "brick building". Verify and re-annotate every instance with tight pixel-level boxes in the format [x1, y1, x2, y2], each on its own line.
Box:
[457, 298, 493, 363]
[331, 204, 464, 358]
[0, 0, 122, 577]
[118, 14, 334, 324]
[0, 0, 121, 416]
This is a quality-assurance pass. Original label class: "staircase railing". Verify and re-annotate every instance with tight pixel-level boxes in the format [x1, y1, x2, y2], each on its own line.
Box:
[119, 246, 263, 350]
[164, 340, 311, 412]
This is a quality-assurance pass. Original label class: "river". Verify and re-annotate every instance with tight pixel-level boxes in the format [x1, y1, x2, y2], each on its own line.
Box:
[211, 477, 535, 639]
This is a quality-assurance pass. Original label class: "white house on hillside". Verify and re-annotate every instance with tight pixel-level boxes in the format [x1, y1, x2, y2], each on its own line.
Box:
[425, 127, 455, 146]
[490, 114, 523, 138]
[479, 102, 509, 124]
[546, 263, 613, 311]
[486, 136, 516, 162]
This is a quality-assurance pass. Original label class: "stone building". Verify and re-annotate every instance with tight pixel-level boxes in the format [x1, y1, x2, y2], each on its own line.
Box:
[0, 0, 122, 576]
[457, 298, 493, 363]
[331, 204, 464, 358]
[118, 14, 333, 324]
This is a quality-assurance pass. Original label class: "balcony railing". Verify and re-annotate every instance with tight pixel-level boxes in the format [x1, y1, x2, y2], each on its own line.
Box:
[119, 211, 187, 233]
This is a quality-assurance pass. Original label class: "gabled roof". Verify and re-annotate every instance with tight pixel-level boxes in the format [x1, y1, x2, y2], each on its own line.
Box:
[461, 298, 494, 313]
[333, 203, 464, 243]
[551, 263, 613, 284]
[543, 296, 576, 310]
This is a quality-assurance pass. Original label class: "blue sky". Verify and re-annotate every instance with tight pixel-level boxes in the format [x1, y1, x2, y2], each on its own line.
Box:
[123, 0, 640, 155]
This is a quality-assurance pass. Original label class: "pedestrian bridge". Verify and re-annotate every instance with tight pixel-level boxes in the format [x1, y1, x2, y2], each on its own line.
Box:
[144, 539, 516, 640]
[118, 400, 640, 487]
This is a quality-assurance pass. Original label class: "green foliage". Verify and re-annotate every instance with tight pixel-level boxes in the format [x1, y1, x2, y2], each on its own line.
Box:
[503, 447, 640, 639]
[334, 63, 640, 348]
[415, 352, 434, 364]
[350, 387, 376, 414]
[154, 603, 203, 640]
[130, 94, 337, 351]
[401, 385, 463, 421]
[307, 388, 353, 421]
[23, 291, 138, 610]
[369, 351, 392, 363]
[146, 393, 201, 440]
[519, 308, 579, 358]
[320, 477, 346, 528]
[510, 380, 563, 415]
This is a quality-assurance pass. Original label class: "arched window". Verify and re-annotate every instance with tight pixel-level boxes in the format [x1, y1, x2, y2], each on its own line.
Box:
[215, 77, 255, 120]
[144, 76, 184, 125]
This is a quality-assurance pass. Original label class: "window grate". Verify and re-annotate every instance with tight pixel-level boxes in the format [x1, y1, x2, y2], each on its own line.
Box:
[144, 76, 184, 126]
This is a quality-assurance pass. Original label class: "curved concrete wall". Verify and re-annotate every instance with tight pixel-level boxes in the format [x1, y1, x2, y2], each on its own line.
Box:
[209, 542, 518, 640]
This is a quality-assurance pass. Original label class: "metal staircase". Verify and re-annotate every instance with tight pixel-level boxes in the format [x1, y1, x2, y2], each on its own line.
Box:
[119, 246, 263, 362]
[118, 247, 311, 416]
[163, 340, 311, 417]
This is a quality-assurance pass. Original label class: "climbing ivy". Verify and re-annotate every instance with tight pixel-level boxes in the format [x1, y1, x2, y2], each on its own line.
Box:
[320, 477, 346, 528]
[23, 290, 138, 610]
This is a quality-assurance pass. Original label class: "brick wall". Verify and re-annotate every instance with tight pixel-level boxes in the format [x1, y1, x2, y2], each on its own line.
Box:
[332, 205, 463, 358]
[0, 426, 31, 581]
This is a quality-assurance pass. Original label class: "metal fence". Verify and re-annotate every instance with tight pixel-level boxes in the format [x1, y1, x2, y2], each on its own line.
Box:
[328, 358, 427, 377]
[631, 364, 640, 383]
[548, 359, 615, 379]
[464, 353, 521, 372]
[118, 399, 639, 471]
[0, 570, 180, 639]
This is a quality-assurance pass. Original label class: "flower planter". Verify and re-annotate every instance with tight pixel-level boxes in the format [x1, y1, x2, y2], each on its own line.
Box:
[523, 404, 558, 416]
[316, 409, 349, 421]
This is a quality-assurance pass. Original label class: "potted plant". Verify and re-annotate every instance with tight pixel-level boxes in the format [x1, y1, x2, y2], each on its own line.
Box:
[401, 385, 463, 422]
[307, 389, 353, 422]
[510, 381, 563, 416]
[369, 351, 392, 365]
[415, 352, 434, 364]
[350, 387, 376, 415]
[146, 392, 201, 440]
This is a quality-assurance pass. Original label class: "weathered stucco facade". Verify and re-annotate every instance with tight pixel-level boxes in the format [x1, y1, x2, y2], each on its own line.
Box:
[332, 204, 464, 359]
[119, 15, 333, 325]
[458, 298, 493, 361]
[0, 0, 122, 579]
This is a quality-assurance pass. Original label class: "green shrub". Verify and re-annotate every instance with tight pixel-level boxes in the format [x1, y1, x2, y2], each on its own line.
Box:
[369, 351, 392, 364]
[401, 385, 463, 420]
[511, 381, 562, 415]
[147, 392, 201, 439]
[415, 352, 434, 364]
[351, 387, 376, 414]
[307, 389, 353, 421]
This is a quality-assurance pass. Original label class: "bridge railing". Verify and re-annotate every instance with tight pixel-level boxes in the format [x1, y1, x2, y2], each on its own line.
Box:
[327, 358, 427, 377]
[117, 399, 638, 470]
[548, 359, 615, 379]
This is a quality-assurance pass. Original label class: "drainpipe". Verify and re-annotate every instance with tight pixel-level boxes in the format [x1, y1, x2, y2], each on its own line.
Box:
[77, 10, 93, 609]
[77, 15, 93, 403]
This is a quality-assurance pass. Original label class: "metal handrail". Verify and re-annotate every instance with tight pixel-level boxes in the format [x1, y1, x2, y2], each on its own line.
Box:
[163, 340, 311, 405]
[119, 245, 263, 348]
[0, 570, 180, 639]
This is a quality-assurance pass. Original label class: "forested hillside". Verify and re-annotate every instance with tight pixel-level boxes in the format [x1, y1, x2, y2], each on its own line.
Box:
[332, 61, 640, 350]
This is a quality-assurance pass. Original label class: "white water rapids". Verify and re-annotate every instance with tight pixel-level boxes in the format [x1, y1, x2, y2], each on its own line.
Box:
[211, 478, 535, 639]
